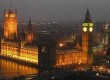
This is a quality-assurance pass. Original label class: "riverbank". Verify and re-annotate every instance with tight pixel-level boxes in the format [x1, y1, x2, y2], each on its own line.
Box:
[0, 55, 38, 68]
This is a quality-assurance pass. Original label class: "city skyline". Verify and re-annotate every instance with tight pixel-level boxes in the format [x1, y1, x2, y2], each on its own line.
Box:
[0, 0, 110, 22]
[0, 1, 110, 80]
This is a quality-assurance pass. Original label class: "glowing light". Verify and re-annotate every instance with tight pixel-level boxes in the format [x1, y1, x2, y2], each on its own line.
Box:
[59, 43, 63, 47]
[89, 27, 93, 32]
[83, 23, 88, 26]
[83, 23, 93, 27]
[89, 23, 93, 27]
[52, 77, 55, 79]
[83, 27, 87, 32]
[10, 14, 15, 18]
[5, 14, 8, 17]
[96, 73, 99, 76]
[27, 34, 33, 43]
[100, 66, 103, 70]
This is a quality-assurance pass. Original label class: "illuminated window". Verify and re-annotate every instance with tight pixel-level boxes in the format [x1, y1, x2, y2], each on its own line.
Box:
[83, 23, 88, 26]
[89, 23, 93, 27]
[10, 14, 15, 18]
[83, 23, 93, 27]
[5, 14, 8, 17]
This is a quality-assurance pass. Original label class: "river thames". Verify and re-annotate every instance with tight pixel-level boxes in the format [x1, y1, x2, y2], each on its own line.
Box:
[0, 59, 39, 79]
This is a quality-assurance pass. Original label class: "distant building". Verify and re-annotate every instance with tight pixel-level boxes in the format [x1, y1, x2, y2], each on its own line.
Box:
[1, 7, 38, 64]
[0, 5, 95, 68]
[4, 8, 17, 40]
[40, 9, 94, 67]
[26, 19, 34, 43]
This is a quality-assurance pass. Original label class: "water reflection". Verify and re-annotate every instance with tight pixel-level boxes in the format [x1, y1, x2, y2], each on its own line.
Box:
[0, 59, 39, 79]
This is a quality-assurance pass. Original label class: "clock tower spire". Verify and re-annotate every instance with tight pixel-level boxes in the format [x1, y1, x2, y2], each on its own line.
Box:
[84, 8, 92, 23]
[82, 9, 94, 64]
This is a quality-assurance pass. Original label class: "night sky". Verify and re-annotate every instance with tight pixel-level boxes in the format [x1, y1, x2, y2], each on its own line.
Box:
[0, 0, 109, 22]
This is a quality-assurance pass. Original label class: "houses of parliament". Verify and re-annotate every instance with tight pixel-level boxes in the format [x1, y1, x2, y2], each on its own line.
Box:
[0, 5, 94, 68]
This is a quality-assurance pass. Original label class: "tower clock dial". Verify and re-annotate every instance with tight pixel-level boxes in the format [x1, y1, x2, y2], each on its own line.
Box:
[89, 27, 93, 32]
[83, 27, 87, 32]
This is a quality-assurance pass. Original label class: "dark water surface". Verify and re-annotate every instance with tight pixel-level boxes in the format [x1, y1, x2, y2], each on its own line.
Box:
[0, 59, 39, 79]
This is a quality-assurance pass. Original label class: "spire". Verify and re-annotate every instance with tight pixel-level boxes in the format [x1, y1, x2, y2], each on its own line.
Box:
[27, 18, 33, 32]
[21, 30, 26, 41]
[84, 8, 92, 23]
[4, 9, 6, 14]
[10, 0, 12, 9]
[29, 17, 32, 26]
[28, 18, 33, 30]
[8, 0, 12, 13]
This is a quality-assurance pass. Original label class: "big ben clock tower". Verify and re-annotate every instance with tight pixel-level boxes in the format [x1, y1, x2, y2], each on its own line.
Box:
[82, 9, 94, 64]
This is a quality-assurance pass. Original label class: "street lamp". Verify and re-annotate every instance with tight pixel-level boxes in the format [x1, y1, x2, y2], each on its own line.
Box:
[59, 43, 63, 47]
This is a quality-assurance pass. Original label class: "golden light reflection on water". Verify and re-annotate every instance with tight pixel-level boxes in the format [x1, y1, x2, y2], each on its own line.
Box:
[0, 59, 39, 79]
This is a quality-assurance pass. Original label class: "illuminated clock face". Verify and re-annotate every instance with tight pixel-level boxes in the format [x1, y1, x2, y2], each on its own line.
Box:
[83, 27, 87, 32]
[89, 27, 93, 32]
